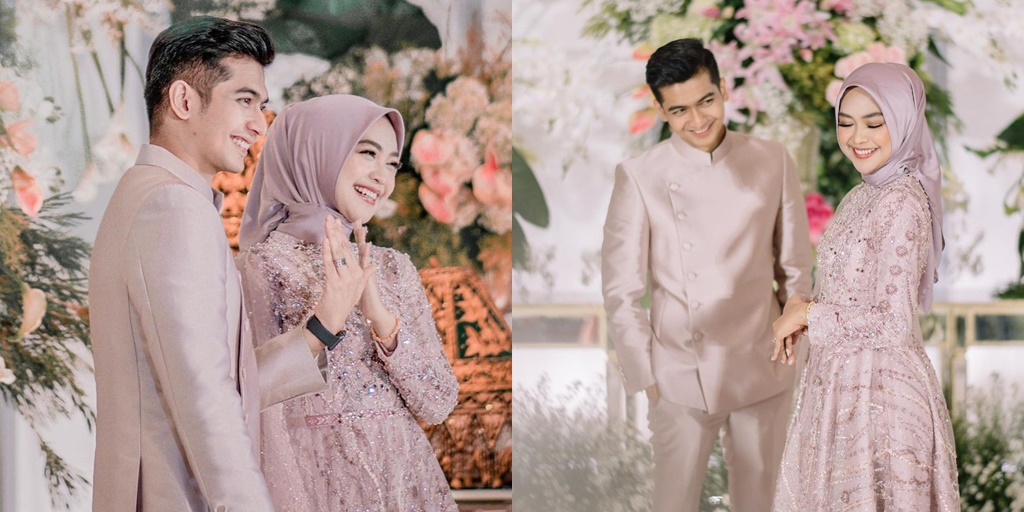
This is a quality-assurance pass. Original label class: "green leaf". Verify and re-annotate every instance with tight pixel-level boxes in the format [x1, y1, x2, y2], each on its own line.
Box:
[996, 113, 1024, 151]
[512, 146, 550, 228]
[512, 215, 530, 270]
[920, 0, 971, 15]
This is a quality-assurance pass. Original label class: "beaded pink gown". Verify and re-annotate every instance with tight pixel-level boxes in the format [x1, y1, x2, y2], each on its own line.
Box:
[238, 231, 459, 512]
[772, 175, 959, 511]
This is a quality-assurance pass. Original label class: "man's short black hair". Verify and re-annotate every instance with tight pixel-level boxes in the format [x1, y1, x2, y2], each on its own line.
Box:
[645, 38, 721, 104]
[144, 16, 274, 133]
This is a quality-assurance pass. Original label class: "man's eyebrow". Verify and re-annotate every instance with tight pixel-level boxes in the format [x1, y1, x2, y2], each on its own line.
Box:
[666, 92, 715, 112]
[235, 87, 268, 103]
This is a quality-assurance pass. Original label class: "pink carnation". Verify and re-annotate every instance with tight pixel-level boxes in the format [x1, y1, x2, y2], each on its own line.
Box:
[805, 192, 834, 246]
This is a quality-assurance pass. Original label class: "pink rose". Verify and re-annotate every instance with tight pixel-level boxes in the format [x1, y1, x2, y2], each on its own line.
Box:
[2, 119, 37, 157]
[629, 107, 658, 135]
[805, 192, 835, 246]
[410, 130, 455, 167]
[418, 182, 455, 225]
[12, 166, 43, 217]
[419, 165, 463, 197]
[825, 79, 844, 106]
[0, 80, 19, 112]
[471, 150, 511, 207]
[834, 51, 871, 79]
[866, 42, 906, 65]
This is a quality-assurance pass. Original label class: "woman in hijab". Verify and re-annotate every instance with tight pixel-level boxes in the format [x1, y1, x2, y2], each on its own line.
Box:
[769, 63, 959, 509]
[236, 94, 459, 511]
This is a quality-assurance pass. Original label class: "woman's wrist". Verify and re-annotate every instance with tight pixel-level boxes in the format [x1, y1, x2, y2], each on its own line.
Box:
[803, 300, 816, 324]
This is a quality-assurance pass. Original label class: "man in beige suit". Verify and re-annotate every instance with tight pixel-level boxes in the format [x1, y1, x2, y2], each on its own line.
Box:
[88, 17, 364, 511]
[602, 38, 813, 511]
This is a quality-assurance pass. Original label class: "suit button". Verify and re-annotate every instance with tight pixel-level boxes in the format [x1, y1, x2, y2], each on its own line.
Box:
[693, 331, 704, 342]
[682, 242, 693, 250]
[676, 211, 687, 220]
[240, 369, 247, 380]
[687, 272, 697, 280]
[669, 183, 679, 191]
[693, 301, 702, 310]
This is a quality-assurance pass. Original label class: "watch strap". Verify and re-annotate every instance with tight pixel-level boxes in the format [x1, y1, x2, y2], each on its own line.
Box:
[306, 314, 344, 350]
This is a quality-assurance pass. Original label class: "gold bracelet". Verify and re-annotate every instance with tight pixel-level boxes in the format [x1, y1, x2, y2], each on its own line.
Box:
[805, 300, 815, 321]
[370, 315, 400, 345]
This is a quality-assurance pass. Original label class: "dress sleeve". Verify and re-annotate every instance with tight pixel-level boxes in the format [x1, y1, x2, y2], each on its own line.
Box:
[808, 183, 931, 345]
[373, 251, 459, 425]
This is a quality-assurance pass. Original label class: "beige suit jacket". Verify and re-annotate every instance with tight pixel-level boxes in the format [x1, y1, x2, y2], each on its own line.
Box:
[602, 131, 813, 414]
[89, 144, 326, 511]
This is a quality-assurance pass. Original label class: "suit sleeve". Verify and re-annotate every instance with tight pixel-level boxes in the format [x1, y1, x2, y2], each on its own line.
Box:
[773, 149, 814, 307]
[235, 250, 327, 411]
[126, 185, 273, 511]
[601, 163, 656, 395]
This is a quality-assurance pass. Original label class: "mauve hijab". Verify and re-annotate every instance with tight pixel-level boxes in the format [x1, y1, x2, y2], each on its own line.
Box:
[238, 94, 405, 251]
[836, 62, 943, 312]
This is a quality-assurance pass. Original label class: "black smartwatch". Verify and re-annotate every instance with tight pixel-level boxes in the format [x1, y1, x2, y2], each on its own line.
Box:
[306, 314, 345, 350]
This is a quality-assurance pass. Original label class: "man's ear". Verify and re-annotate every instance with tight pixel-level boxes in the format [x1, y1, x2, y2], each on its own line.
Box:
[718, 77, 729, 102]
[650, 94, 668, 122]
[167, 80, 198, 121]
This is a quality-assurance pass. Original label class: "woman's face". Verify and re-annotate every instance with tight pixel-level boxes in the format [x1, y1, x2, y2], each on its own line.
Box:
[333, 116, 401, 224]
[837, 87, 892, 175]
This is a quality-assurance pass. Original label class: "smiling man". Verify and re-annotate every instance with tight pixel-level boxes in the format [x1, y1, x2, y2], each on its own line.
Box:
[89, 16, 326, 511]
[601, 38, 813, 512]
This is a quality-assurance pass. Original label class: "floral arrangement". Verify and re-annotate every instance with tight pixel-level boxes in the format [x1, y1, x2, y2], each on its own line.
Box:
[953, 375, 1024, 511]
[0, 0, 170, 505]
[581, 0, 1010, 210]
[285, 29, 514, 310]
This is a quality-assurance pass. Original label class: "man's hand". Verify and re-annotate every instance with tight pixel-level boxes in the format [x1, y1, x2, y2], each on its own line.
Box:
[645, 383, 660, 406]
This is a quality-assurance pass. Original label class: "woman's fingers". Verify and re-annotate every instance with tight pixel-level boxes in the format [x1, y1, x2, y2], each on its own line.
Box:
[320, 238, 338, 278]
[355, 224, 372, 268]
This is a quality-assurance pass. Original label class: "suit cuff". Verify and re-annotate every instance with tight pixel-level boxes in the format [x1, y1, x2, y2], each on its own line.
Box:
[256, 327, 328, 410]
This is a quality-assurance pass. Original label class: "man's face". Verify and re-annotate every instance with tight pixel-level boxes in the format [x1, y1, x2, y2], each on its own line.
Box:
[654, 71, 729, 154]
[190, 57, 269, 175]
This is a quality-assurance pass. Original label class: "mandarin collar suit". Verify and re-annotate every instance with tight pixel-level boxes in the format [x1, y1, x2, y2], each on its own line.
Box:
[602, 130, 813, 511]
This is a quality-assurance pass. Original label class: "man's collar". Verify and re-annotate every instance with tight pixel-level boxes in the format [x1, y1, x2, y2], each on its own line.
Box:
[135, 144, 224, 210]
[668, 129, 735, 165]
